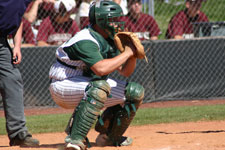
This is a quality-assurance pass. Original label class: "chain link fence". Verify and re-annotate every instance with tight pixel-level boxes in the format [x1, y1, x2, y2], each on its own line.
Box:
[7, 0, 225, 46]
[1, 0, 225, 108]
[152, 0, 225, 39]
[1, 37, 225, 109]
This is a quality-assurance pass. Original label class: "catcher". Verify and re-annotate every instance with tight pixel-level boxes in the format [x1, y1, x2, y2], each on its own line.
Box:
[49, 1, 146, 150]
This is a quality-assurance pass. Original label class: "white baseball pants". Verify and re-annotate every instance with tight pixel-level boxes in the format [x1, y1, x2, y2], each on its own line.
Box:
[49, 76, 127, 109]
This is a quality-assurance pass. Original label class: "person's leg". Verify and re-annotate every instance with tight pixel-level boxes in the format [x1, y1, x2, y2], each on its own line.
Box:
[49, 76, 127, 142]
[65, 80, 111, 150]
[95, 82, 144, 146]
[0, 38, 39, 147]
[49, 77, 126, 109]
[49, 76, 90, 109]
[104, 78, 127, 107]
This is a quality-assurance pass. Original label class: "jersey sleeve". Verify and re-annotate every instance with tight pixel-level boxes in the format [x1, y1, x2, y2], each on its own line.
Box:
[63, 40, 104, 67]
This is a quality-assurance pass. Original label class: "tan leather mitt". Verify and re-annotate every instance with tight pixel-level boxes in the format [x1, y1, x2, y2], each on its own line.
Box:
[114, 32, 148, 62]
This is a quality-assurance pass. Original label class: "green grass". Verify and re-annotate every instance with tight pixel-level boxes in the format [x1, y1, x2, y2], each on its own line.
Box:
[1, 104, 225, 135]
[144, 0, 225, 39]
[133, 104, 225, 125]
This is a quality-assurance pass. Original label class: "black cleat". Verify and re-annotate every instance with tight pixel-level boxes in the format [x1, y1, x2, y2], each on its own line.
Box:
[9, 131, 39, 147]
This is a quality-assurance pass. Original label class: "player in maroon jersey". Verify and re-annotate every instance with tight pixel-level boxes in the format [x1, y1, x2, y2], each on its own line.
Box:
[121, 0, 160, 41]
[22, 0, 55, 46]
[166, 0, 209, 39]
[37, 0, 80, 46]
[22, 18, 36, 46]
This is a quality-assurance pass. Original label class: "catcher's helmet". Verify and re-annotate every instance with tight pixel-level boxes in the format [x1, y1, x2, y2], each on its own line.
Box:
[89, 0, 124, 39]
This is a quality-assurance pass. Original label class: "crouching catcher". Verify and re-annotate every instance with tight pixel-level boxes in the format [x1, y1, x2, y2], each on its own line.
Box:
[48, 1, 146, 150]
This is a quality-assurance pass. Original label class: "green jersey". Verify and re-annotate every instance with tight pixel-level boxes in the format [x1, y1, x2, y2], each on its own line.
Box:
[51, 27, 120, 80]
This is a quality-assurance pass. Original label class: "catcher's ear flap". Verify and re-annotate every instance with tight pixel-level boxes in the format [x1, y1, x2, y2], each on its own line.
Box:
[89, 2, 96, 25]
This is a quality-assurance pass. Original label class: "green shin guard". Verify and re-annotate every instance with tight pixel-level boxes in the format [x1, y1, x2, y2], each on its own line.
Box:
[95, 82, 144, 146]
[108, 100, 142, 146]
[67, 80, 111, 149]
[95, 104, 122, 134]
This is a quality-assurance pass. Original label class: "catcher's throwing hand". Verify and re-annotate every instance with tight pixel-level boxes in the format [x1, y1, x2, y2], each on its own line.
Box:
[114, 32, 148, 63]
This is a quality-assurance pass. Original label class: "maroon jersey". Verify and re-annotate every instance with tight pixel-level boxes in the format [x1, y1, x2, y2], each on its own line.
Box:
[26, 2, 54, 30]
[166, 9, 209, 39]
[37, 17, 80, 45]
[22, 18, 35, 45]
[122, 13, 160, 40]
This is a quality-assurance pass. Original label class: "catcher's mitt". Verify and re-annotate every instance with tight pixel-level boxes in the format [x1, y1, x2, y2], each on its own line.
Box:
[114, 32, 148, 62]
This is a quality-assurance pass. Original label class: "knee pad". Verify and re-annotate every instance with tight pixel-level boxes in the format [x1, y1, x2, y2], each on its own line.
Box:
[68, 80, 111, 142]
[85, 80, 111, 107]
[123, 82, 144, 122]
[125, 82, 144, 103]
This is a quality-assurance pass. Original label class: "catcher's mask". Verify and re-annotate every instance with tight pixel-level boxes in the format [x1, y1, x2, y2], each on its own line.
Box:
[89, 0, 125, 39]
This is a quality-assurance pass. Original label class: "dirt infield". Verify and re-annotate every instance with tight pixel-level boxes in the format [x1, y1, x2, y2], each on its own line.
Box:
[1, 100, 225, 150]
[1, 121, 225, 150]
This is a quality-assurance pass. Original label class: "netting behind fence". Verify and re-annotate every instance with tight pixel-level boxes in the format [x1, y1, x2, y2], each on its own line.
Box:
[7, 0, 225, 46]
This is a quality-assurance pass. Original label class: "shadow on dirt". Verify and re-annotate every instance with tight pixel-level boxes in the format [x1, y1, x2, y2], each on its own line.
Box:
[34, 142, 99, 149]
[0, 143, 65, 149]
[156, 130, 225, 134]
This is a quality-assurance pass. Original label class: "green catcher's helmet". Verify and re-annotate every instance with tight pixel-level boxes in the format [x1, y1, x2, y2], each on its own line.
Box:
[89, 0, 125, 39]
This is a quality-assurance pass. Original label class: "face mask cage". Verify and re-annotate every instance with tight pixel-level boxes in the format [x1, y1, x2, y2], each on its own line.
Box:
[107, 16, 125, 32]
[100, 16, 125, 39]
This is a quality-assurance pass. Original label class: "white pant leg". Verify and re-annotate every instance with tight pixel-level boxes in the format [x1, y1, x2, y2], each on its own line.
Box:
[49, 76, 126, 109]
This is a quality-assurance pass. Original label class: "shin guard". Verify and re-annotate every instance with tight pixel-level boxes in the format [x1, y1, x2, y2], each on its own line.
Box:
[67, 80, 110, 149]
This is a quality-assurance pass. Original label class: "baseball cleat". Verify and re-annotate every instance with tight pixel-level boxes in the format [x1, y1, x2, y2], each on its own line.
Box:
[9, 131, 39, 147]
[119, 136, 133, 146]
[65, 143, 81, 150]
[95, 134, 133, 147]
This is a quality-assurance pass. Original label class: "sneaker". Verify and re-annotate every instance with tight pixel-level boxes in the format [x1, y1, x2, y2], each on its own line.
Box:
[119, 136, 133, 146]
[65, 143, 81, 150]
[65, 140, 86, 150]
[95, 134, 133, 147]
[65, 135, 72, 143]
[9, 131, 39, 147]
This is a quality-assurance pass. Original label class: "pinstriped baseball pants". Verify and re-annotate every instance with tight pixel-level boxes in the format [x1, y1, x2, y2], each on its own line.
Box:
[49, 76, 127, 109]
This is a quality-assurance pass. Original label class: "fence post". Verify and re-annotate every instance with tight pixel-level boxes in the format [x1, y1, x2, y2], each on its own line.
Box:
[148, 0, 154, 17]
